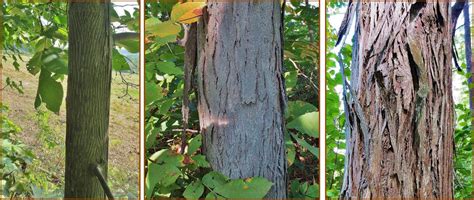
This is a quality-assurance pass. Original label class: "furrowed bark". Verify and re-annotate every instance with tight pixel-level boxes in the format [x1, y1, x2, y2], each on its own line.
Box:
[65, 1, 112, 197]
[341, 2, 454, 199]
[196, 1, 287, 198]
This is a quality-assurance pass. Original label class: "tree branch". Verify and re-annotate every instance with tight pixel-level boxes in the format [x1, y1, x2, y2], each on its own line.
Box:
[91, 164, 114, 200]
[113, 32, 139, 42]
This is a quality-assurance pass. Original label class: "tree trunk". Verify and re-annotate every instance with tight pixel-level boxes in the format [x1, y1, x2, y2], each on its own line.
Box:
[341, 2, 454, 199]
[65, 1, 112, 197]
[195, 1, 287, 198]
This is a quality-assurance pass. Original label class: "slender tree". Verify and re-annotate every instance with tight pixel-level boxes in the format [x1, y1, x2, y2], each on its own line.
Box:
[340, 2, 454, 198]
[65, 1, 112, 197]
[191, 1, 287, 198]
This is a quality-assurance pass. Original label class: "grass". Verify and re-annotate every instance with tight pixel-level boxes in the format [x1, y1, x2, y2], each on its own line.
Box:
[2, 58, 139, 198]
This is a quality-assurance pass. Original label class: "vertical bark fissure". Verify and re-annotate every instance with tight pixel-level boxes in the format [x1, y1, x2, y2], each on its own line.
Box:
[65, 1, 112, 198]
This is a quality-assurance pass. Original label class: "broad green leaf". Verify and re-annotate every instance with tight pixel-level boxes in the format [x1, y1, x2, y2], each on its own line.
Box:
[290, 132, 319, 158]
[202, 171, 228, 189]
[153, 34, 177, 49]
[306, 184, 319, 198]
[35, 37, 52, 52]
[145, 163, 180, 197]
[145, 81, 162, 105]
[183, 180, 204, 199]
[146, 20, 181, 38]
[205, 191, 226, 199]
[145, 122, 158, 149]
[286, 101, 317, 120]
[171, 2, 206, 24]
[116, 38, 139, 53]
[156, 61, 183, 75]
[41, 50, 68, 75]
[149, 149, 184, 167]
[112, 48, 130, 71]
[27, 48, 68, 75]
[187, 134, 202, 155]
[213, 177, 273, 198]
[191, 155, 210, 168]
[287, 111, 319, 138]
[34, 70, 63, 114]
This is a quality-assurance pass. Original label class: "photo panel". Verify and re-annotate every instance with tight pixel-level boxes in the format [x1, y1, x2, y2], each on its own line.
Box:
[326, 1, 473, 199]
[144, 0, 319, 198]
[2, 1, 140, 198]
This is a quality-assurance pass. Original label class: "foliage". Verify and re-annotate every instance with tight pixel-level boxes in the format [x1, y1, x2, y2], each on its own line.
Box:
[1, 104, 35, 197]
[145, 1, 319, 198]
[3, 2, 139, 114]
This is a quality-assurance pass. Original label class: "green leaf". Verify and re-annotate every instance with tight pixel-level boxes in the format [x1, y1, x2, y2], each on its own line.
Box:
[171, 2, 206, 24]
[287, 112, 319, 138]
[146, 19, 181, 38]
[35, 70, 63, 113]
[202, 171, 228, 189]
[145, 81, 163, 105]
[156, 61, 183, 75]
[41, 50, 68, 75]
[187, 134, 202, 155]
[191, 155, 210, 168]
[35, 37, 52, 52]
[145, 163, 180, 197]
[145, 122, 158, 149]
[284, 70, 298, 92]
[286, 101, 317, 120]
[183, 180, 204, 199]
[213, 177, 273, 198]
[286, 143, 296, 166]
[116, 38, 140, 53]
[112, 48, 130, 71]
[149, 149, 184, 167]
[290, 132, 319, 158]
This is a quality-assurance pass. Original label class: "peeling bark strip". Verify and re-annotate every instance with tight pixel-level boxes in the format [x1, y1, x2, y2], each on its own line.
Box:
[341, 2, 454, 199]
[195, 1, 287, 198]
[65, 1, 112, 198]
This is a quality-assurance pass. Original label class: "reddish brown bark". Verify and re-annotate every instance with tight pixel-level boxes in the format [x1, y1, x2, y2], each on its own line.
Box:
[341, 2, 454, 199]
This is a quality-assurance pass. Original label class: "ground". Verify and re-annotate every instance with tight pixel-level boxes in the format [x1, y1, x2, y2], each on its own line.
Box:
[2, 58, 139, 197]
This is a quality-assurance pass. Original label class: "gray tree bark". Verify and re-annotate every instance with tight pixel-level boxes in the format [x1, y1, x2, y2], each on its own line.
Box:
[65, 1, 112, 197]
[341, 2, 454, 199]
[195, 1, 287, 198]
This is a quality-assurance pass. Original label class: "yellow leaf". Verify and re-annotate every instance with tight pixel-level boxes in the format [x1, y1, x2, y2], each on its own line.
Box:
[171, 2, 206, 24]
[146, 20, 181, 38]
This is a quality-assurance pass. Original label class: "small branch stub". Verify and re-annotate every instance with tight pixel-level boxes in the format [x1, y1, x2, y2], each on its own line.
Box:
[91, 163, 114, 200]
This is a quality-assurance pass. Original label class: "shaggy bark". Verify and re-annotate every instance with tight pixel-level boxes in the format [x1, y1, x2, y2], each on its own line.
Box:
[341, 2, 454, 199]
[65, 1, 112, 197]
[195, 1, 287, 198]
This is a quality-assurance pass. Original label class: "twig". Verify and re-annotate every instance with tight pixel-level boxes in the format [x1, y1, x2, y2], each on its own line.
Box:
[91, 164, 114, 200]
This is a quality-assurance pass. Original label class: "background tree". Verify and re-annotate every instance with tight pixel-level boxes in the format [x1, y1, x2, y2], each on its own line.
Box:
[338, 2, 455, 198]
